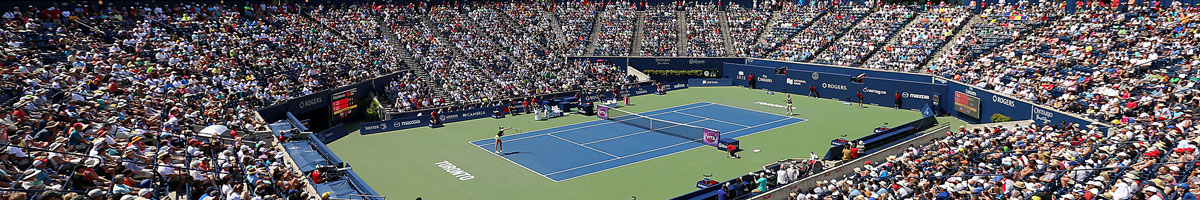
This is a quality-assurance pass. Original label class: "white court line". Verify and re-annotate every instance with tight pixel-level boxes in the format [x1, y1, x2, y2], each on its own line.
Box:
[467, 141, 558, 182]
[472, 102, 714, 146]
[549, 134, 619, 158]
[545, 117, 800, 178]
[579, 119, 710, 145]
[704, 101, 804, 120]
[671, 111, 752, 128]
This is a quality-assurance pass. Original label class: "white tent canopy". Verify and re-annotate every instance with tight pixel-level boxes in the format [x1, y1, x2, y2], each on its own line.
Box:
[199, 125, 229, 138]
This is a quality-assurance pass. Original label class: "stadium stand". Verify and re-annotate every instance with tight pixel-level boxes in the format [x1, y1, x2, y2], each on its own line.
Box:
[769, 2, 873, 62]
[593, 1, 636, 56]
[639, 4, 681, 56]
[684, 3, 726, 57]
[5, 0, 1200, 199]
[726, 2, 771, 57]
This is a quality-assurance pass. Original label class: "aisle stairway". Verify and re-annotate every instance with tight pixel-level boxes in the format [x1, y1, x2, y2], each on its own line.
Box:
[718, 11, 733, 56]
[301, 11, 364, 48]
[420, 15, 457, 100]
[374, 12, 447, 107]
[807, 6, 875, 62]
[917, 12, 979, 71]
[631, 11, 647, 55]
[546, 12, 568, 45]
[675, 9, 688, 56]
[853, 10, 919, 67]
[749, 10, 780, 55]
[765, 9, 828, 56]
[584, 7, 607, 56]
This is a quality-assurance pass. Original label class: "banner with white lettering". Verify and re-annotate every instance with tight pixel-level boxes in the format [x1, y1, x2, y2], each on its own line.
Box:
[688, 78, 733, 86]
[360, 116, 428, 135]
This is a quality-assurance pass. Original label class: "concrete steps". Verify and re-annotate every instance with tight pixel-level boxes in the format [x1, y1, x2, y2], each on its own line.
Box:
[718, 11, 733, 57]
[584, 7, 607, 56]
[919, 11, 980, 70]
[631, 11, 647, 55]
[858, 9, 921, 67]
[675, 10, 688, 56]
[808, 6, 876, 62]
[546, 12, 568, 46]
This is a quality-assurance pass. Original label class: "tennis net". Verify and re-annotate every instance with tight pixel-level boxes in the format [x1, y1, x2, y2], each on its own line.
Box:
[597, 105, 721, 146]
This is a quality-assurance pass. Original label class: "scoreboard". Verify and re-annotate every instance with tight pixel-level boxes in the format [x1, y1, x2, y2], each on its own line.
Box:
[332, 89, 358, 119]
[954, 91, 980, 119]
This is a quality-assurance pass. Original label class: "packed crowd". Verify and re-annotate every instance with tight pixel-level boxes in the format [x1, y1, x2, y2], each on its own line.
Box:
[926, 1, 1059, 74]
[8, 1, 1200, 199]
[593, 1, 636, 56]
[811, 5, 915, 66]
[770, 3, 873, 61]
[787, 118, 1199, 200]
[556, 2, 599, 56]
[0, 3, 367, 200]
[685, 4, 726, 57]
[753, 2, 827, 58]
[384, 72, 442, 112]
[639, 5, 681, 56]
[863, 6, 969, 71]
[726, 3, 771, 57]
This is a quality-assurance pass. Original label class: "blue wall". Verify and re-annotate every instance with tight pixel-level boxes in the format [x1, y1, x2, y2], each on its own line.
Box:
[725, 59, 1106, 128]
[724, 63, 945, 111]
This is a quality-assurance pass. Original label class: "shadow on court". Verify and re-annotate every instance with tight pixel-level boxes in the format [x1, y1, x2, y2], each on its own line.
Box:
[502, 151, 532, 156]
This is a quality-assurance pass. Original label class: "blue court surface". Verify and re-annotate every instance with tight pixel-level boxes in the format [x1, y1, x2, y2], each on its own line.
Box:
[469, 102, 806, 182]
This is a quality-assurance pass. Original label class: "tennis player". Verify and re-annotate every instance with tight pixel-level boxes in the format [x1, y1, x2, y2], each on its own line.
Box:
[495, 126, 514, 153]
[785, 94, 793, 115]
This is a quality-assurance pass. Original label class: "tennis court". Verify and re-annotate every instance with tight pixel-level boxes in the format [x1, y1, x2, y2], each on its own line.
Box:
[468, 102, 806, 182]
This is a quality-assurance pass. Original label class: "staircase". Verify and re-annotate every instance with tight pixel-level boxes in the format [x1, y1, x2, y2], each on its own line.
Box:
[374, 12, 444, 108]
[630, 11, 647, 55]
[917, 12, 978, 71]
[917, 12, 983, 70]
[675, 10, 688, 56]
[749, 11, 780, 56]
[806, 7, 875, 62]
[470, 14, 515, 62]
[718, 11, 733, 57]
[301, 11, 365, 48]
[767, 10, 828, 56]
[856, 10, 919, 66]
[544, 12, 568, 47]
[584, 8, 607, 56]
[421, 15, 458, 99]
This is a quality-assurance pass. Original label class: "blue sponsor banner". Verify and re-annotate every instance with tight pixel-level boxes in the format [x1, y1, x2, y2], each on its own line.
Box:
[439, 106, 500, 124]
[567, 57, 746, 71]
[724, 63, 945, 110]
[1031, 105, 1097, 128]
[688, 78, 733, 87]
[745, 59, 935, 83]
[360, 116, 428, 135]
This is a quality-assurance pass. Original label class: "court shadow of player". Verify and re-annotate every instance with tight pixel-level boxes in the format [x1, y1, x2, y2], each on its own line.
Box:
[501, 151, 532, 156]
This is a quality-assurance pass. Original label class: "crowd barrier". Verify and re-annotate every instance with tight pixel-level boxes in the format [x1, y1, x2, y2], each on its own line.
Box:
[823, 116, 938, 161]
[314, 123, 349, 144]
